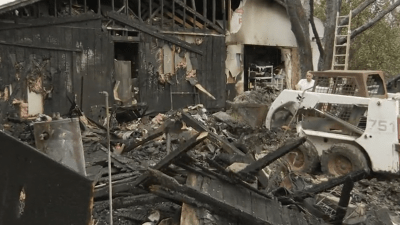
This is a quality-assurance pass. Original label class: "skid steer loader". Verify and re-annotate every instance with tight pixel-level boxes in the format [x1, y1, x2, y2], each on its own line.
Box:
[265, 70, 400, 176]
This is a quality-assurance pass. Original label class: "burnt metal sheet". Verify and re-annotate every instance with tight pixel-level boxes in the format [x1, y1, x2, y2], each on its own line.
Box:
[0, 131, 93, 225]
[33, 118, 86, 175]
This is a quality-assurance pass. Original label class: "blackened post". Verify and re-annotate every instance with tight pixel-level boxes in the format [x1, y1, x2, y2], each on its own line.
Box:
[126, 0, 128, 15]
[84, 0, 86, 13]
[222, 0, 226, 31]
[149, 0, 152, 23]
[69, 0, 72, 15]
[212, 0, 216, 24]
[172, 0, 175, 31]
[183, 0, 186, 28]
[138, 0, 141, 21]
[55, 0, 57, 17]
[161, 0, 164, 28]
[332, 177, 354, 224]
[98, 0, 100, 14]
[227, 0, 231, 31]
[203, 0, 206, 31]
[192, 0, 196, 32]
[112, 0, 114, 11]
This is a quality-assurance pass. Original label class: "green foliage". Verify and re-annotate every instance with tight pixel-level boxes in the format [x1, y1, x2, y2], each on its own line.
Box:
[314, 0, 400, 77]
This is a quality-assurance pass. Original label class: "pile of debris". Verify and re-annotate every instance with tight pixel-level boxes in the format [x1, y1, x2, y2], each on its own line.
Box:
[1, 87, 400, 225]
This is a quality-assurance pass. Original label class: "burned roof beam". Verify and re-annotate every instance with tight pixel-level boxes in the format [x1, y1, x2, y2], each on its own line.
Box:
[181, 112, 245, 155]
[292, 169, 369, 200]
[238, 137, 307, 178]
[0, 41, 82, 52]
[107, 11, 203, 55]
[0, 13, 102, 31]
[129, 132, 208, 187]
[174, 0, 224, 34]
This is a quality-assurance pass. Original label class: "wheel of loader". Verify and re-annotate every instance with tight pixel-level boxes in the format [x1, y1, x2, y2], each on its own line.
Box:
[284, 140, 319, 174]
[270, 108, 293, 129]
[321, 143, 369, 176]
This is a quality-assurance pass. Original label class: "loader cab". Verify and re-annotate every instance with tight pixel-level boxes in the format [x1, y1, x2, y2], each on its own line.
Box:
[310, 70, 388, 99]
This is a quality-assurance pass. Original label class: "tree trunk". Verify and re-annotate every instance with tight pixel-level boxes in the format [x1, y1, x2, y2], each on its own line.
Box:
[319, 0, 341, 71]
[285, 0, 313, 78]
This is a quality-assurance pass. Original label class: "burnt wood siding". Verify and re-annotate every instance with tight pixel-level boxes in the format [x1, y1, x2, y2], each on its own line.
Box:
[0, 19, 113, 118]
[138, 34, 226, 113]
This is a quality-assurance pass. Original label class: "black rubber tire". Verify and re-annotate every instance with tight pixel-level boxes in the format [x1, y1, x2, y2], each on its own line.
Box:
[321, 143, 369, 176]
[270, 108, 293, 129]
[284, 140, 319, 174]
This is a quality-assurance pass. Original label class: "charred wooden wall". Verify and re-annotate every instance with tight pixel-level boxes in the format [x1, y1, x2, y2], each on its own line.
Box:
[0, 16, 113, 120]
[138, 34, 226, 112]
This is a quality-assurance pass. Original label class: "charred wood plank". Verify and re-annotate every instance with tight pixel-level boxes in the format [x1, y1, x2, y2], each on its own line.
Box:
[94, 193, 170, 211]
[238, 137, 307, 177]
[129, 132, 208, 187]
[0, 13, 102, 30]
[147, 169, 272, 225]
[122, 119, 183, 153]
[108, 11, 203, 55]
[94, 180, 147, 199]
[0, 41, 82, 52]
[292, 169, 369, 200]
[181, 112, 244, 155]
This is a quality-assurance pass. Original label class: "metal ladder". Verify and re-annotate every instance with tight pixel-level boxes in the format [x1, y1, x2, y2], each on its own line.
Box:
[331, 11, 352, 70]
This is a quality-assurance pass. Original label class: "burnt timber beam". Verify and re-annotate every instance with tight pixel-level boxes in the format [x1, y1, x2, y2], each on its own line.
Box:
[147, 169, 271, 225]
[0, 13, 102, 30]
[174, 0, 224, 34]
[94, 193, 170, 211]
[238, 137, 307, 177]
[181, 112, 244, 155]
[292, 169, 369, 200]
[129, 132, 208, 187]
[107, 11, 203, 55]
[121, 119, 183, 154]
[0, 41, 83, 52]
[0, 131, 93, 225]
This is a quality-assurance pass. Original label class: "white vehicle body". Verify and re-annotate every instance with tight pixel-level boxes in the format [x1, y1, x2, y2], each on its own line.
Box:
[265, 89, 400, 174]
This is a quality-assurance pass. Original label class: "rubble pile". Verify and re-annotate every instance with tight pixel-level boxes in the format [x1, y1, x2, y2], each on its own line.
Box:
[1, 87, 400, 225]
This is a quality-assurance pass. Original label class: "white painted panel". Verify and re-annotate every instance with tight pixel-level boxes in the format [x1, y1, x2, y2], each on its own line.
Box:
[27, 87, 43, 116]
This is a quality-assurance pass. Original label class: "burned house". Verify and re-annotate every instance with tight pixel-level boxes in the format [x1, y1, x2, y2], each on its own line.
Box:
[0, 0, 322, 121]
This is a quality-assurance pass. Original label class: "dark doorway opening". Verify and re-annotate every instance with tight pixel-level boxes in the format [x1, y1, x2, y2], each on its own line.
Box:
[244, 45, 283, 91]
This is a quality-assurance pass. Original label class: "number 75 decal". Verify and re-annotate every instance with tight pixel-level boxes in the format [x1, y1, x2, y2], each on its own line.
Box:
[368, 120, 395, 132]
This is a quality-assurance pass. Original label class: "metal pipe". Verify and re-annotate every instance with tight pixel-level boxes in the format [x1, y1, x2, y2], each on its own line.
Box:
[313, 108, 364, 135]
[99, 91, 113, 225]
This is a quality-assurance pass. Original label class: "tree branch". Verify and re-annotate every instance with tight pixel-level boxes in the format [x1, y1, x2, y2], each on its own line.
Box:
[339, 0, 376, 26]
[351, 0, 400, 38]
[309, 0, 324, 58]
